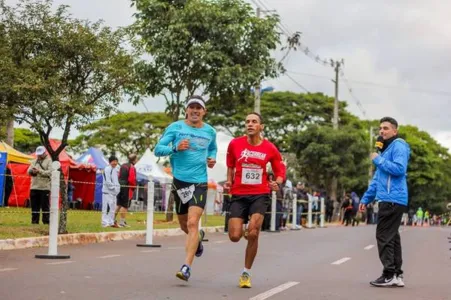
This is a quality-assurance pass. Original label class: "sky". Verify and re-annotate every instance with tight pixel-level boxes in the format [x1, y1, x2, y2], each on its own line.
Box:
[7, 0, 451, 150]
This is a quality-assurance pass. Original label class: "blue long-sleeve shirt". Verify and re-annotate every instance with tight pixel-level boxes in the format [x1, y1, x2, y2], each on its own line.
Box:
[155, 120, 217, 183]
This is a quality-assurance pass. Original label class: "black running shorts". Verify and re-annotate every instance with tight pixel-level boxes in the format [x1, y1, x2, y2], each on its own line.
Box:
[229, 194, 269, 219]
[172, 178, 208, 215]
[116, 186, 131, 208]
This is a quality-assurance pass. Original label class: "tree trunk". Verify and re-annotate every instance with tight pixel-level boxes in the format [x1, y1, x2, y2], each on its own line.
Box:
[58, 171, 69, 234]
[5, 118, 14, 146]
[166, 191, 174, 222]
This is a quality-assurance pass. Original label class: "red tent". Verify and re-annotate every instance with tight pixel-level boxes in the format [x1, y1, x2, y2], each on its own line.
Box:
[8, 139, 97, 209]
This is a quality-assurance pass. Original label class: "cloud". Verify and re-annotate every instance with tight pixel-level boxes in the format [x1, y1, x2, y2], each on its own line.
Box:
[6, 0, 451, 151]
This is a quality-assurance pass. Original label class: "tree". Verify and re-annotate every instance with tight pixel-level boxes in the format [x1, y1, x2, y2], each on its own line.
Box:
[207, 91, 355, 151]
[2, 0, 139, 233]
[398, 125, 451, 213]
[72, 112, 172, 157]
[0, 8, 20, 146]
[131, 0, 283, 121]
[13, 128, 41, 154]
[290, 124, 370, 200]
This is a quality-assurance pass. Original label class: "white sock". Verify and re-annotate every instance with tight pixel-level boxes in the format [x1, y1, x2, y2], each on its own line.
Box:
[242, 268, 251, 275]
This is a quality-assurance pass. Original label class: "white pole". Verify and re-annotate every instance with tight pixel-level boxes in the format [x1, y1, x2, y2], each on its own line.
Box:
[137, 177, 160, 247]
[48, 162, 60, 255]
[164, 183, 171, 213]
[35, 161, 70, 259]
[307, 194, 313, 229]
[320, 197, 325, 228]
[291, 194, 298, 230]
[270, 191, 277, 232]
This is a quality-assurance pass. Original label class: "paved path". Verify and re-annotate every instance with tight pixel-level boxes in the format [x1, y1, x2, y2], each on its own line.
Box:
[0, 225, 449, 300]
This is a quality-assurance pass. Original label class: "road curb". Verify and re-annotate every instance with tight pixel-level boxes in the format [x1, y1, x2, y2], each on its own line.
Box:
[0, 226, 225, 251]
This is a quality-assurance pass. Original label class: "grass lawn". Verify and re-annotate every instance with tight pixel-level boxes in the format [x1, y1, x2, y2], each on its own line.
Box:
[0, 207, 225, 240]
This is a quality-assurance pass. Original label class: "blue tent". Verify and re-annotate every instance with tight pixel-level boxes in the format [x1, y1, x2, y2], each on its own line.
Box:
[0, 152, 7, 206]
[76, 147, 109, 209]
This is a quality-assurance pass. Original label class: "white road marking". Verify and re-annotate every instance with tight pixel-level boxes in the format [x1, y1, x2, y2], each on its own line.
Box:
[46, 261, 75, 265]
[85, 276, 92, 279]
[0, 268, 18, 272]
[214, 240, 227, 244]
[249, 281, 300, 300]
[98, 254, 121, 259]
[331, 257, 351, 265]
[364, 245, 375, 250]
[140, 250, 160, 253]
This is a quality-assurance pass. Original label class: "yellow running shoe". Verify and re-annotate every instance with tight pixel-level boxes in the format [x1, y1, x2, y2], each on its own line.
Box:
[239, 272, 252, 288]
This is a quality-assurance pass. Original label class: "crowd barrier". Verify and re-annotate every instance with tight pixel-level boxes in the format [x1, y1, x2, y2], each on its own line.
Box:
[0, 171, 335, 259]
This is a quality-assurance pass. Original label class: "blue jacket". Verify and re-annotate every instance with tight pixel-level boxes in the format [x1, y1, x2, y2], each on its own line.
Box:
[361, 138, 410, 207]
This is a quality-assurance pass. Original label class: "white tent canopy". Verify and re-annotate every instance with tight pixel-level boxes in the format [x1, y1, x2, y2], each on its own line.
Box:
[135, 148, 173, 184]
[207, 131, 234, 183]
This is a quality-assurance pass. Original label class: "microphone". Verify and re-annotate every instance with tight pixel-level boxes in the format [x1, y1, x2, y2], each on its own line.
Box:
[375, 136, 384, 153]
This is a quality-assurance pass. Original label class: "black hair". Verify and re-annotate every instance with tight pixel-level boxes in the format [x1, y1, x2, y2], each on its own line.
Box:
[248, 112, 264, 124]
[380, 116, 398, 129]
[109, 155, 118, 163]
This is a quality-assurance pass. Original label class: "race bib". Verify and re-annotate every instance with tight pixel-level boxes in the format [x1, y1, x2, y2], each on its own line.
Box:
[242, 168, 263, 185]
[176, 185, 195, 204]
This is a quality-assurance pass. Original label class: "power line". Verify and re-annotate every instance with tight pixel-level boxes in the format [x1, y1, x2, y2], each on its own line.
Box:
[286, 70, 451, 97]
[340, 71, 367, 118]
[284, 73, 310, 93]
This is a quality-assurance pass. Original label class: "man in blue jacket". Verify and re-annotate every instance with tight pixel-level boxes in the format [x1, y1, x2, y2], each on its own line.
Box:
[359, 117, 410, 288]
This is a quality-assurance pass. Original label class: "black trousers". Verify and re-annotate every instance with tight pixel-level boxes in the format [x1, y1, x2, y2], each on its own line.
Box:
[376, 202, 405, 277]
[30, 189, 50, 224]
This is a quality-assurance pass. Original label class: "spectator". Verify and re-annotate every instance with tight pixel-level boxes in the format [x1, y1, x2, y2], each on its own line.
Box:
[28, 146, 52, 224]
[3, 167, 13, 206]
[325, 196, 334, 223]
[416, 207, 424, 226]
[67, 179, 75, 203]
[351, 192, 360, 226]
[102, 156, 120, 228]
[115, 154, 138, 227]
[424, 210, 430, 226]
[295, 182, 308, 228]
[341, 194, 353, 226]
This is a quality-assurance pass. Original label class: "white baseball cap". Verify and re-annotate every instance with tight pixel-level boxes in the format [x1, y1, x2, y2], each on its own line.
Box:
[36, 146, 46, 156]
[185, 97, 206, 109]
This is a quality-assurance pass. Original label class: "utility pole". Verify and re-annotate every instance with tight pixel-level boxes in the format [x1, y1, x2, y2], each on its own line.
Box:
[330, 59, 343, 221]
[331, 60, 343, 130]
[254, 7, 262, 114]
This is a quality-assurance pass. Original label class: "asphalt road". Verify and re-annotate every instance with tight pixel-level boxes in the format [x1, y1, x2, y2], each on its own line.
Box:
[0, 225, 449, 300]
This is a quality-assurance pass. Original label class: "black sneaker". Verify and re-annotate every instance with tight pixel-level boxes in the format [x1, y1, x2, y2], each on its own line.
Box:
[370, 275, 398, 287]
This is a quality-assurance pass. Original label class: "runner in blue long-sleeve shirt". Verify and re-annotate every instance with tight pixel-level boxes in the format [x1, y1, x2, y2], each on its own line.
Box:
[155, 95, 217, 282]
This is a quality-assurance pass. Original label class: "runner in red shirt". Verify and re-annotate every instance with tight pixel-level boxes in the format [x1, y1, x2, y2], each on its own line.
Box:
[225, 112, 285, 288]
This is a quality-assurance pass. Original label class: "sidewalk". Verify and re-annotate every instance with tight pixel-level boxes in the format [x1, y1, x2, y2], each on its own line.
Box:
[0, 222, 366, 251]
[0, 226, 224, 251]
